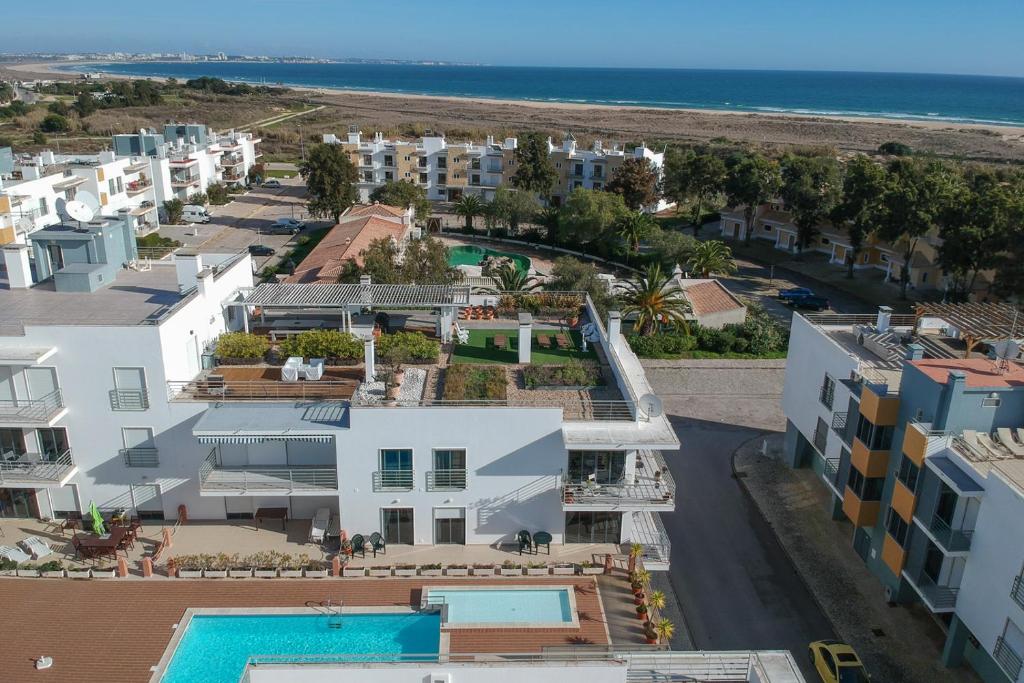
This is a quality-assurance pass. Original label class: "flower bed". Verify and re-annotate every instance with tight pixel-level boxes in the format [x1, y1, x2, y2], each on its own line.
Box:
[442, 364, 507, 401]
[377, 331, 440, 363]
[522, 360, 602, 389]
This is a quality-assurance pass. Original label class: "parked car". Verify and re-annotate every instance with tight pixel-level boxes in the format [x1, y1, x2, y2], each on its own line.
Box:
[262, 179, 282, 189]
[181, 205, 210, 224]
[778, 287, 814, 301]
[790, 294, 831, 311]
[265, 218, 304, 234]
[248, 244, 275, 256]
[808, 641, 870, 682]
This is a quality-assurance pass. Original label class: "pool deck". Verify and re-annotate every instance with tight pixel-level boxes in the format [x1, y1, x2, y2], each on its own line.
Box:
[0, 577, 612, 683]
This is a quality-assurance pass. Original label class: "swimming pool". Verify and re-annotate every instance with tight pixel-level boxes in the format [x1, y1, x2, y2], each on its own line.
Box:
[448, 245, 531, 273]
[423, 586, 577, 629]
[159, 611, 440, 683]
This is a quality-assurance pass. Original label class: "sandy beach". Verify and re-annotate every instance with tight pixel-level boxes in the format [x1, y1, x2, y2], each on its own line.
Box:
[5, 60, 1024, 161]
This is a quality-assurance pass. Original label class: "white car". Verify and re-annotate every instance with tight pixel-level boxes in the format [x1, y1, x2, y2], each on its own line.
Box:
[262, 179, 283, 189]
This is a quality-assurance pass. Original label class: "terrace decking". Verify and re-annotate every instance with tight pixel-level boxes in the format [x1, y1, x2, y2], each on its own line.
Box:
[171, 365, 361, 401]
[0, 577, 610, 683]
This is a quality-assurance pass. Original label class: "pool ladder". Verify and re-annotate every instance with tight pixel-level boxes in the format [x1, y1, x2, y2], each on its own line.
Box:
[325, 598, 344, 629]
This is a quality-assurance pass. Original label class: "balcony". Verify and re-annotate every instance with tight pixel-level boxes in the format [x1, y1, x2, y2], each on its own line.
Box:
[902, 569, 959, 612]
[921, 512, 973, 554]
[373, 469, 414, 491]
[171, 176, 200, 188]
[168, 367, 359, 402]
[1012, 574, 1024, 610]
[629, 510, 671, 571]
[851, 437, 889, 478]
[831, 411, 851, 445]
[822, 457, 842, 496]
[859, 385, 900, 426]
[121, 447, 159, 468]
[109, 388, 150, 411]
[0, 450, 77, 487]
[222, 156, 245, 167]
[169, 157, 199, 167]
[994, 636, 1023, 682]
[561, 450, 675, 511]
[426, 468, 467, 491]
[199, 451, 338, 496]
[125, 179, 153, 195]
[842, 486, 880, 527]
[0, 390, 66, 425]
[881, 534, 907, 576]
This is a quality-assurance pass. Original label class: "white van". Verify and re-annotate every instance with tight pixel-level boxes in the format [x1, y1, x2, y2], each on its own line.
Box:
[182, 205, 210, 224]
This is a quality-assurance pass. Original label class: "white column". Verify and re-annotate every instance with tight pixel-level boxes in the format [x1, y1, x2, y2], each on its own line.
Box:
[364, 338, 376, 384]
[518, 312, 532, 364]
[2, 244, 33, 289]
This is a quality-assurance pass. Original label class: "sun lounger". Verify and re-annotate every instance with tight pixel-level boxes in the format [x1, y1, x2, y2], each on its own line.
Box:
[309, 507, 330, 544]
[493, 335, 508, 350]
[537, 334, 552, 349]
[555, 333, 570, 350]
[976, 432, 1008, 458]
[18, 535, 54, 560]
[997, 428, 1024, 456]
[0, 545, 31, 564]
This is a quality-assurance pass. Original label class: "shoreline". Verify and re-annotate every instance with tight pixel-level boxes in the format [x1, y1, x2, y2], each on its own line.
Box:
[13, 61, 1024, 135]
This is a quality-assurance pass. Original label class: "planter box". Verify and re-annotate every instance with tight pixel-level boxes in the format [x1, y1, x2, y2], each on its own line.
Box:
[551, 566, 575, 576]
[393, 569, 417, 577]
[204, 570, 229, 579]
[580, 567, 604, 575]
[16, 569, 40, 578]
[445, 568, 469, 577]
[177, 569, 204, 579]
[342, 568, 366, 578]
[67, 569, 92, 579]
[254, 569, 279, 578]
[499, 568, 523, 576]
[420, 568, 443, 577]
[526, 568, 549, 576]
[471, 566, 496, 576]
[42, 570, 67, 579]
[279, 570, 304, 578]
[0, 569, 16, 577]
[304, 569, 329, 578]
[229, 569, 253, 578]
[368, 568, 392, 578]
[92, 569, 117, 579]
[527, 384, 601, 391]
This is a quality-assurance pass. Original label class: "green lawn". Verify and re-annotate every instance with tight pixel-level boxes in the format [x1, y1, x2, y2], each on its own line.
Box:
[263, 168, 298, 179]
[451, 329, 596, 365]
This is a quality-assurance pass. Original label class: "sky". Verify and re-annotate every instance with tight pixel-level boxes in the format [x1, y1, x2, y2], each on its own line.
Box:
[5, 0, 1024, 77]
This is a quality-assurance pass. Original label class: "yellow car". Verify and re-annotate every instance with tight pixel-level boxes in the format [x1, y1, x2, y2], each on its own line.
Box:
[808, 640, 870, 682]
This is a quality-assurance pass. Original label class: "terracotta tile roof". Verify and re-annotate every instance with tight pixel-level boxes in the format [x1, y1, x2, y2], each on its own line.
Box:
[911, 358, 1024, 388]
[287, 215, 409, 283]
[0, 576, 608, 683]
[682, 280, 745, 316]
[347, 203, 407, 219]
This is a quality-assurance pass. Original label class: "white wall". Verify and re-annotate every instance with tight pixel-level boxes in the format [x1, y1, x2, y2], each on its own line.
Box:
[245, 661, 627, 683]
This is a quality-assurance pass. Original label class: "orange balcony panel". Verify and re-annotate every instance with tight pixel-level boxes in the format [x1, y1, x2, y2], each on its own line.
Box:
[860, 386, 900, 426]
[902, 423, 928, 467]
[882, 533, 907, 576]
[0, 226, 14, 245]
[0, 196, 10, 213]
[843, 487, 880, 527]
[891, 480, 917, 522]
[851, 437, 890, 478]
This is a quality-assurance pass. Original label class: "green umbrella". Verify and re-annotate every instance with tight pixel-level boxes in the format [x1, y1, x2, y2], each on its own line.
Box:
[89, 501, 106, 536]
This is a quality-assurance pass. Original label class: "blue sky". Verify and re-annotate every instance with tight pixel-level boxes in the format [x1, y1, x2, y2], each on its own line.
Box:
[7, 0, 1024, 77]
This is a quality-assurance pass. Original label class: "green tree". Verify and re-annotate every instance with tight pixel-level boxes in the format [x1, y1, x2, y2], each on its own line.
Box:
[299, 143, 359, 224]
[831, 155, 887, 279]
[73, 91, 97, 117]
[31, 132, 47, 145]
[648, 227, 697, 271]
[370, 179, 430, 221]
[0, 82, 14, 104]
[878, 141, 912, 156]
[779, 153, 842, 254]
[163, 199, 184, 225]
[535, 206, 562, 243]
[606, 157, 660, 210]
[359, 237, 402, 283]
[453, 194, 485, 230]
[206, 183, 231, 205]
[620, 263, 691, 336]
[724, 152, 781, 244]
[663, 149, 726, 234]
[510, 132, 557, 196]
[617, 211, 656, 254]
[559, 187, 630, 247]
[687, 240, 737, 278]
[878, 158, 962, 299]
[47, 100, 70, 116]
[490, 186, 539, 234]
[486, 263, 539, 293]
[547, 256, 616, 315]
[39, 114, 70, 133]
[399, 236, 462, 284]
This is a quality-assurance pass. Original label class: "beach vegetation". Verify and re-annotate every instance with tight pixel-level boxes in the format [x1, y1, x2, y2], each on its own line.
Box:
[663, 148, 727, 233]
[724, 152, 782, 244]
[299, 143, 359, 224]
[780, 153, 842, 254]
[370, 179, 431, 221]
[878, 141, 913, 156]
[39, 113, 70, 133]
[510, 132, 557, 196]
[606, 157, 661, 210]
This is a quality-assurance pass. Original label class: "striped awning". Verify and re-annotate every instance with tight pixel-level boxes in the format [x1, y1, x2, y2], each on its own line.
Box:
[197, 434, 334, 444]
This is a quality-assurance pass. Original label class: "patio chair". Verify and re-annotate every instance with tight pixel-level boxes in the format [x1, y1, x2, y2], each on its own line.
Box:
[309, 507, 330, 544]
[493, 335, 508, 351]
[997, 428, 1024, 456]
[350, 534, 366, 558]
[18, 535, 54, 560]
[0, 545, 31, 564]
[305, 358, 326, 381]
[517, 530, 533, 555]
[281, 356, 304, 382]
[368, 532, 386, 557]
[537, 334, 552, 349]
[555, 333, 571, 350]
[533, 531, 552, 555]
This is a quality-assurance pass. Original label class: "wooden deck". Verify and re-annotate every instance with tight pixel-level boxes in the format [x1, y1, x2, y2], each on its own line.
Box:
[185, 365, 361, 401]
[0, 577, 609, 683]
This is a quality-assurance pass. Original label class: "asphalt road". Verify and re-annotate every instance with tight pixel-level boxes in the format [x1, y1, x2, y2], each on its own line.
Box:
[647, 364, 835, 679]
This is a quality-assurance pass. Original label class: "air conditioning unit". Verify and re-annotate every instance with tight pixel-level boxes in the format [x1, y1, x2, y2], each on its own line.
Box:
[430, 675, 452, 683]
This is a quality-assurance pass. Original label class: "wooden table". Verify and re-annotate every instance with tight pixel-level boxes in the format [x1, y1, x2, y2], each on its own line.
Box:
[255, 507, 288, 531]
[73, 527, 127, 560]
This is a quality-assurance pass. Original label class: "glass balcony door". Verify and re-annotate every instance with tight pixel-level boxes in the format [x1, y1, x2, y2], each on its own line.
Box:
[568, 451, 625, 485]
[382, 507, 414, 545]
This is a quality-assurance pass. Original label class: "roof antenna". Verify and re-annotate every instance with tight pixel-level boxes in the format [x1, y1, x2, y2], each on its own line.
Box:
[993, 310, 1020, 374]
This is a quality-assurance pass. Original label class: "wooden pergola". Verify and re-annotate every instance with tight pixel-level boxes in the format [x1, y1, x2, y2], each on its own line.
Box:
[915, 302, 1023, 358]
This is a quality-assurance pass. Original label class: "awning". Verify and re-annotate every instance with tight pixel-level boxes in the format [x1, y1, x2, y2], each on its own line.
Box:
[198, 434, 334, 444]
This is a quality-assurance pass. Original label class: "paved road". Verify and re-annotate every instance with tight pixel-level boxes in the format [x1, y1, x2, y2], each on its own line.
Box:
[647, 363, 835, 679]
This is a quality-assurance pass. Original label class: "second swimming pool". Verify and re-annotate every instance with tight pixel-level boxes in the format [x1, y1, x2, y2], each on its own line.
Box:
[425, 586, 576, 627]
[448, 244, 531, 273]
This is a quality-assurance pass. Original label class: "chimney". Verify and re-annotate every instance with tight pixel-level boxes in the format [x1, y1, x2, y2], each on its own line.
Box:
[359, 274, 372, 286]
[402, 207, 414, 227]
[518, 312, 532, 364]
[904, 343, 924, 361]
[364, 337, 376, 383]
[607, 311, 622, 350]
[174, 253, 203, 291]
[2, 244, 33, 289]
[196, 267, 214, 300]
[876, 306, 893, 332]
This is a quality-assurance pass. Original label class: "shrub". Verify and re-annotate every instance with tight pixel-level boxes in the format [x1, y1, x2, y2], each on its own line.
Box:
[711, 331, 737, 354]
[376, 331, 440, 362]
[878, 141, 912, 156]
[187, 191, 209, 206]
[215, 332, 270, 360]
[39, 114, 70, 133]
[0, 557, 18, 570]
[443, 364, 507, 401]
[625, 333, 697, 358]
[280, 329, 362, 361]
[206, 183, 231, 205]
[523, 360, 601, 387]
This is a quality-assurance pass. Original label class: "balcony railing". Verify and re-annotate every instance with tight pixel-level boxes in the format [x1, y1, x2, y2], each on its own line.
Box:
[928, 513, 973, 553]
[995, 636, 1023, 682]
[0, 390, 64, 424]
[0, 450, 75, 486]
[1013, 574, 1024, 611]
[426, 469, 467, 491]
[904, 570, 959, 611]
[373, 469, 414, 491]
[199, 451, 338, 494]
[823, 457, 842, 492]
[126, 179, 153, 195]
[562, 450, 674, 510]
[831, 412, 850, 443]
[109, 388, 150, 411]
[168, 379, 355, 402]
[121, 447, 159, 468]
[630, 510, 671, 569]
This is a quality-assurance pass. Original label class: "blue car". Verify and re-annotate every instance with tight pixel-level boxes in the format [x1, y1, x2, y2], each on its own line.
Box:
[778, 287, 814, 301]
[790, 294, 831, 311]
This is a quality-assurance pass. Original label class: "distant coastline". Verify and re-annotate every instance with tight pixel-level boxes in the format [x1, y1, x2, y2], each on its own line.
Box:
[37, 60, 1024, 129]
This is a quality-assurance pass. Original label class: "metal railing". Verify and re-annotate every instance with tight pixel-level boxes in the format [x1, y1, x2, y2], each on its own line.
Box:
[804, 313, 918, 327]
[995, 636, 1023, 682]
[109, 388, 150, 411]
[0, 390, 64, 423]
[121, 447, 159, 468]
[630, 510, 671, 568]
[928, 513, 973, 553]
[126, 180, 153, 194]
[906, 570, 959, 611]
[426, 469, 467, 491]
[168, 379, 355, 402]
[562, 451, 674, 509]
[200, 451, 338, 493]
[823, 457, 842, 491]
[373, 469, 414, 491]
[831, 411, 849, 442]
[0, 449, 75, 485]
[1013, 574, 1024, 611]
[136, 246, 177, 260]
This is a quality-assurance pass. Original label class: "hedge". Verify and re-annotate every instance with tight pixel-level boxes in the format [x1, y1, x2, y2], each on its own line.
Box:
[376, 331, 440, 363]
[279, 330, 362, 361]
[215, 332, 270, 360]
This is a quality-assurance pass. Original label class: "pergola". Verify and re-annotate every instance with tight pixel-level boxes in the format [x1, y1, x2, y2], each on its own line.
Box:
[229, 282, 471, 342]
[915, 302, 1023, 358]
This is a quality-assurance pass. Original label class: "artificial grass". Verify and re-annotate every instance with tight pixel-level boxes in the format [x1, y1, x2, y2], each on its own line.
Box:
[450, 329, 596, 365]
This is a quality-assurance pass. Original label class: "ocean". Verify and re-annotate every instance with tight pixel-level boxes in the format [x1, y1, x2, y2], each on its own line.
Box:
[63, 62, 1024, 127]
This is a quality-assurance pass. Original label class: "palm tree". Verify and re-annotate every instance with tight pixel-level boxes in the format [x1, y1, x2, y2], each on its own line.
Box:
[485, 262, 540, 293]
[617, 211, 655, 254]
[453, 194, 485, 230]
[620, 263, 692, 336]
[654, 618, 675, 644]
[647, 590, 666, 612]
[687, 240, 737, 278]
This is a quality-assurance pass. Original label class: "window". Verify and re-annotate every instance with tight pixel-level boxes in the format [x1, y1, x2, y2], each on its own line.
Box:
[419, 173, 428, 184]
[122, 427, 157, 467]
[593, 166, 603, 178]
[437, 174, 447, 185]
[384, 155, 394, 166]
[116, 177, 124, 194]
[384, 171, 394, 181]
[565, 511, 621, 543]
[382, 507, 414, 544]
[437, 157, 447, 169]
[821, 238, 830, 245]
[111, 367, 149, 410]
[434, 508, 465, 544]
[362, 154, 372, 165]
[363, 171, 373, 182]
[568, 451, 626, 485]
[847, 468, 885, 501]
[376, 449, 413, 490]
[813, 417, 829, 454]
[896, 455, 920, 493]
[855, 414, 894, 451]
[108, 178, 116, 196]
[573, 181, 583, 189]
[593, 182, 602, 191]
[0, 428, 26, 457]
[819, 374, 836, 410]
[471, 174, 480, 185]
[36, 428, 69, 457]
[430, 449, 467, 490]
[763, 224, 771, 231]
[886, 507, 909, 546]
[418, 157, 427, 168]
[574, 164, 584, 176]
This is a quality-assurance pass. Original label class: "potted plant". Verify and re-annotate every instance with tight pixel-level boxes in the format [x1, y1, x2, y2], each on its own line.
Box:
[278, 554, 304, 578]
[631, 568, 651, 598]
[394, 564, 418, 577]
[579, 560, 603, 576]
[471, 563, 496, 576]
[628, 543, 643, 575]
[302, 556, 329, 578]
[648, 590, 666, 615]
[175, 554, 207, 578]
[92, 563, 117, 579]
[16, 563, 39, 578]
[643, 621, 659, 645]
[500, 560, 523, 576]
[635, 602, 648, 621]
[551, 562, 575, 576]
[67, 564, 93, 579]
[383, 347, 410, 385]
[342, 564, 367, 578]
[654, 618, 675, 644]
[252, 551, 281, 578]
[385, 372, 401, 401]
[420, 563, 443, 577]
[526, 561, 549, 576]
[340, 539, 354, 557]
[0, 557, 17, 577]
[369, 565, 392, 577]
[205, 553, 231, 578]
[39, 561, 66, 578]
[228, 554, 253, 578]
[445, 564, 469, 577]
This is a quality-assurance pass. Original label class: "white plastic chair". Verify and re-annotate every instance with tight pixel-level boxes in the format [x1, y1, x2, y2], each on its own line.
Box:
[309, 507, 330, 544]
[304, 358, 325, 381]
[17, 535, 53, 560]
[0, 545, 31, 564]
[281, 356, 303, 382]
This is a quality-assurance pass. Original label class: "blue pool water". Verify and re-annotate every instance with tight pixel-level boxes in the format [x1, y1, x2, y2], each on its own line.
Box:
[161, 613, 440, 683]
[428, 588, 573, 624]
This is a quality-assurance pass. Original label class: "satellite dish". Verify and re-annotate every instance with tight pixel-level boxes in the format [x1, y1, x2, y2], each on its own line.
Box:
[991, 340, 1021, 360]
[76, 190, 101, 213]
[639, 393, 663, 418]
[65, 200, 95, 223]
